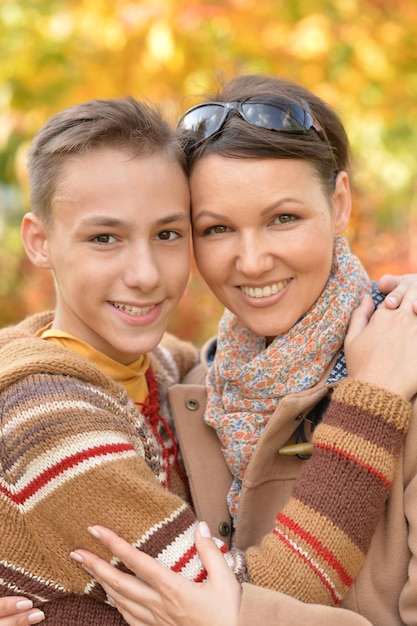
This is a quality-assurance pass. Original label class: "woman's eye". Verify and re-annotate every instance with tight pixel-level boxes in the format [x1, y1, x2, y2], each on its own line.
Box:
[156, 230, 180, 241]
[92, 234, 117, 244]
[203, 225, 228, 236]
[272, 214, 296, 225]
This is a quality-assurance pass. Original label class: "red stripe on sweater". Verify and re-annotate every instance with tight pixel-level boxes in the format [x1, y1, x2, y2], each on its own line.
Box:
[194, 569, 208, 583]
[273, 523, 342, 605]
[171, 544, 207, 583]
[171, 544, 198, 574]
[315, 442, 392, 488]
[275, 513, 353, 588]
[170, 540, 228, 582]
[0, 443, 134, 505]
[192, 543, 228, 582]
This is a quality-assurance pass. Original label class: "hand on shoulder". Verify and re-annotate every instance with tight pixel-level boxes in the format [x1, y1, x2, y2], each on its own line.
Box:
[345, 285, 417, 400]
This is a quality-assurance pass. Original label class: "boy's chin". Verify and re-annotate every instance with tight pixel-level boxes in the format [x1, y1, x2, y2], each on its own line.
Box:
[120, 332, 167, 362]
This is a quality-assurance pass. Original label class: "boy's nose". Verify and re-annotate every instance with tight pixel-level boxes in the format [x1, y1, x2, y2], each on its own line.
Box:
[123, 247, 160, 291]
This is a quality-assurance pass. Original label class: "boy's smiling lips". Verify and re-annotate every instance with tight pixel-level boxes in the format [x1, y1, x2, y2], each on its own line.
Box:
[239, 278, 291, 299]
[110, 301, 158, 316]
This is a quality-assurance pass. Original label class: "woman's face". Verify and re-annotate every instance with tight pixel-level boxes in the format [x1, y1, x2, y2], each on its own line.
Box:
[191, 155, 351, 340]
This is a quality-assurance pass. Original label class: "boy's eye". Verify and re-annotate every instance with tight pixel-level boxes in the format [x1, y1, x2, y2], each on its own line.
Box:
[92, 234, 117, 244]
[156, 230, 180, 241]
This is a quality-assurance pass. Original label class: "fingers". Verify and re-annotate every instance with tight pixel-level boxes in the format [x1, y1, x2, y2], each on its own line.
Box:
[70, 543, 151, 598]
[345, 295, 374, 348]
[71, 526, 181, 624]
[71, 547, 157, 625]
[195, 522, 236, 583]
[22, 611, 45, 626]
[377, 273, 400, 306]
[194, 523, 242, 626]
[383, 276, 417, 311]
[71, 528, 204, 626]
[378, 273, 417, 309]
[0, 598, 44, 625]
[71, 524, 241, 626]
[345, 283, 417, 399]
[87, 525, 173, 588]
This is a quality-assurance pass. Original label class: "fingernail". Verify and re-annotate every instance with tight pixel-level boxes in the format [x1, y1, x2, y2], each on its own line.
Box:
[16, 600, 33, 610]
[28, 610, 45, 624]
[386, 295, 398, 306]
[70, 551, 84, 563]
[199, 521, 212, 538]
[88, 526, 101, 539]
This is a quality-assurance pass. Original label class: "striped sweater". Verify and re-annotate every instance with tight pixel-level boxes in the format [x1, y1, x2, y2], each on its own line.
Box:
[0, 313, 411, 620]
[246, 378, 411, 604]
[0, 312, 245, 624]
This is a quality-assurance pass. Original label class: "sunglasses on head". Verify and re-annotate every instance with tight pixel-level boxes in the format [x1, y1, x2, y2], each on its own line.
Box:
[177, 96, 324, 147]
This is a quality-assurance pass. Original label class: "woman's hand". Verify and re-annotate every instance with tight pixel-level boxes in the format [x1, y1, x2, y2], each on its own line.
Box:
[71, 522, 242, 626]
[345, 282, 417, 400]
[378, 273, 417, 311]
[0, 598, 44, 625]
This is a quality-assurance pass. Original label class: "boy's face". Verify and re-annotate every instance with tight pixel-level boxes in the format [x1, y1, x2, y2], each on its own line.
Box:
[30, 148, 191, 364]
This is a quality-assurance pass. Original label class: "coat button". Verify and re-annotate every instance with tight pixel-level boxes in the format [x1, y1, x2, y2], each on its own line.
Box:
[218, 522, 230, 536]
[185, 398, 199, 411]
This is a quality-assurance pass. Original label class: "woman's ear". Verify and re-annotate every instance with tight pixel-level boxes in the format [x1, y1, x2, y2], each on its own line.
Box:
[332, 170, 352, 234]
[21, 212, 52, 268]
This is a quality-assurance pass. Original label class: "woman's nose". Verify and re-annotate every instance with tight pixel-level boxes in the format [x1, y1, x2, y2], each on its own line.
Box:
[235, 235, 275, 276]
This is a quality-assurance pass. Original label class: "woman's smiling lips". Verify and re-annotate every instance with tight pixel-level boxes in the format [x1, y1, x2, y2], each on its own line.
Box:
[239, 278, 291, 299]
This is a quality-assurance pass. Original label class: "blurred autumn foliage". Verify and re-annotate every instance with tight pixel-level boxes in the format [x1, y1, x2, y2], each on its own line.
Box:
[1, 0, 416, 344]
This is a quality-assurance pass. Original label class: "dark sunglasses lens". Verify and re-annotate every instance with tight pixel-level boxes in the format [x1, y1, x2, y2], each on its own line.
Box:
[179, 105, 226, 140]
[241, 102, 311, 132]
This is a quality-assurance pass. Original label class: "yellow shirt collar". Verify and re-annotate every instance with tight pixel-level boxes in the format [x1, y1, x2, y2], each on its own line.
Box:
[36, 324, 149, 403]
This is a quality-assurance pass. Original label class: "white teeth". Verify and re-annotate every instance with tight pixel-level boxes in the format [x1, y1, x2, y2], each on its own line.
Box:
[112, 302, 155, 316]
[240, 280, 289, 299]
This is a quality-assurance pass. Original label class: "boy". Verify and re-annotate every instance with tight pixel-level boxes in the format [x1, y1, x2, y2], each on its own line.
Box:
[0, 96, 245, 624]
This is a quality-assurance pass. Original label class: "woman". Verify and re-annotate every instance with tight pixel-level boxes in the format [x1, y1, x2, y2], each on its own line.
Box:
[70, 75, 417, 626]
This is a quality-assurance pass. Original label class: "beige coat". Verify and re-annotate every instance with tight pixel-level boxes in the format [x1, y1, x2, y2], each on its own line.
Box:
[168, 343, 417, 626]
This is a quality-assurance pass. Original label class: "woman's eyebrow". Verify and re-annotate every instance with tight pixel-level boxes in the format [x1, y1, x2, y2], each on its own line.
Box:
[192, 199, 301, 222]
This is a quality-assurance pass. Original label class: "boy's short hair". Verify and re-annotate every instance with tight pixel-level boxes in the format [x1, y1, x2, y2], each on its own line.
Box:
[28, 96, 186, 226]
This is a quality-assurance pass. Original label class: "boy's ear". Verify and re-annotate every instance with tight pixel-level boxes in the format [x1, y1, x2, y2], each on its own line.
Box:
[21, 212, 52, 268]
[332, 170, 352, 234]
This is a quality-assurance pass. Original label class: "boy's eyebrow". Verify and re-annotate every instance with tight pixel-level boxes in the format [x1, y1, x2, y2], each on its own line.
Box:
[155, 212, 191, 226]
[78, 212, 190, 229]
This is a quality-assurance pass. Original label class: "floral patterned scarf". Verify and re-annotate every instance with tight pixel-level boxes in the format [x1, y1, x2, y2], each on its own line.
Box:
[204, 237, 371, 523]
